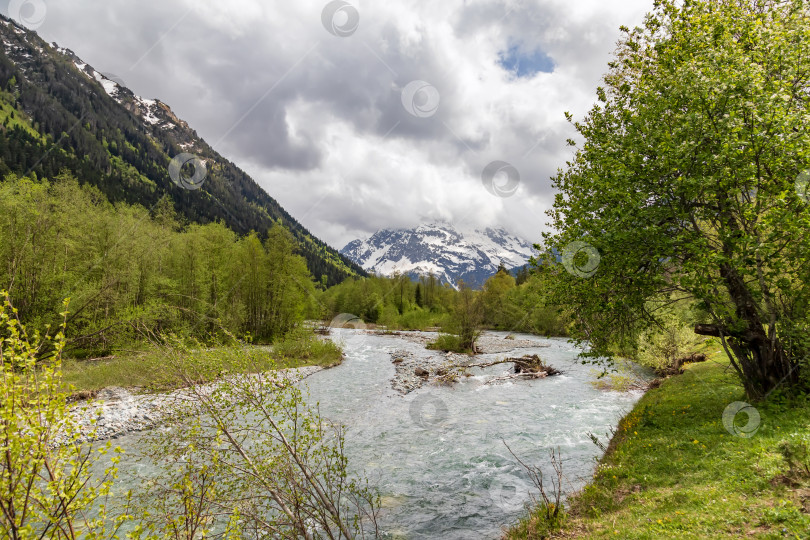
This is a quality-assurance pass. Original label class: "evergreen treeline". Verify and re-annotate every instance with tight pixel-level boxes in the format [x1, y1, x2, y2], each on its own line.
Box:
[0, 15, 363, 286]
[0, 173, 319, 355]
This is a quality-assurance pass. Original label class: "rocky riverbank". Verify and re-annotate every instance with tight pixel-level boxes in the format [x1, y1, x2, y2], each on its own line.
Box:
[65, 366, 323, 443]
[70, 331, 551, 442]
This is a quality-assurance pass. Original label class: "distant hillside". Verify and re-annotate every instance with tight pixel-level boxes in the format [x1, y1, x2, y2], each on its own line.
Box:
[0, 15, 364, 286]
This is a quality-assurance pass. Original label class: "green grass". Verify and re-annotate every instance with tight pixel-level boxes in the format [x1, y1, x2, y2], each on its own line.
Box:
[506, 347, 810, 539]
[62, 331, 343, 394]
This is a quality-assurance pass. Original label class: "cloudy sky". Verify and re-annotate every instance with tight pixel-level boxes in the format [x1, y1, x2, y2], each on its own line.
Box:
[5, 0, 651, 249]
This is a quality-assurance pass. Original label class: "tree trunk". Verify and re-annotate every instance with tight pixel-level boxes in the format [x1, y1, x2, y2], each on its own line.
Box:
[694, 262, 799, 399]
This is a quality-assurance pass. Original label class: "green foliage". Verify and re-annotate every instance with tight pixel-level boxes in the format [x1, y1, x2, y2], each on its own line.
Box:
[320, 273, 453, 330]
[399, 307, 444, 330]
[0, 294, 131, 538]
[635, 300, 704, 372]
[498, 270, 569, 337]
[0, 95, 40, 140]
[0, 174, 318, 354]
[272, 327, 343, 366]
[505, 502, 566, 540]
[426, 333, 467, 353]
[62, 329, 340, 394]
[321, 268, 569, 340]
[376, 303, 401, 330]
[480, 269, 519, 329]
[444, 282, 483, 353]
[541, 0, 810, 398]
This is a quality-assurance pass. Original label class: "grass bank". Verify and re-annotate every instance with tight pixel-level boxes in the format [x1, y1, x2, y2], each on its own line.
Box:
[506, 346, 810, 538]
[62, 330, 343, 394]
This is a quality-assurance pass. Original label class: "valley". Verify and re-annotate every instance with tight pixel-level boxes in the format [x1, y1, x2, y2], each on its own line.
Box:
[2, 1, 810, 538]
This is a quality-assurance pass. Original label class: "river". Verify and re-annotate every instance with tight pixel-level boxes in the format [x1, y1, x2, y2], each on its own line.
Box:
[111, 329, 645, 538]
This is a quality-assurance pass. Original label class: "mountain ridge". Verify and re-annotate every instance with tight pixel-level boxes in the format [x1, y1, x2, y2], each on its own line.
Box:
[0, 15, 364, 286]
[341, 222, 536, 288]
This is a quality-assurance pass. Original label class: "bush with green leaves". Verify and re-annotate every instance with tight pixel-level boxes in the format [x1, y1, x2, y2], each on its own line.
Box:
[426, 333, 468, 354]
[0, 295, 131, 539]
[634, 302, 704, 373]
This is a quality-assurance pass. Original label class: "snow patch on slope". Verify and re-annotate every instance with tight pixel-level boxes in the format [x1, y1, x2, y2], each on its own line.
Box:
[92, 71, 119, 96]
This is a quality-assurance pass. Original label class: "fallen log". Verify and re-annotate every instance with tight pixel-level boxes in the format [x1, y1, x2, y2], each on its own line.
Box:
[459, 354, 562, 377]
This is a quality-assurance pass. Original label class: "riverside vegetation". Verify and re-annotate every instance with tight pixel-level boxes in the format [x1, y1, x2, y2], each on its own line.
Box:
[0, 298, 379, 538]
[505, 0, 810, 537]
[0, 165, 572, 537]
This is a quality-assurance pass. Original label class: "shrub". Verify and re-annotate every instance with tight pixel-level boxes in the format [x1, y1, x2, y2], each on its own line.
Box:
[0, 294, 128, 537]
[635, 310, 703, 373]
[274, 326, 343, 366]
[426, 333, 470, 353]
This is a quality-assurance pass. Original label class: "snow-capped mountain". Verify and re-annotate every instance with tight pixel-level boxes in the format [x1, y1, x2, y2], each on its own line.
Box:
[340, 222, 536, 288]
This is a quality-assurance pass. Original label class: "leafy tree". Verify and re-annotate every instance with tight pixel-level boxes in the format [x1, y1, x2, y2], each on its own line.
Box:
[504, 271, 569, 337]
[263, 224, 316, 338]
[542, 0, 810, 398]
[447, 281, 483, 353]
[480, 269, 518, 329]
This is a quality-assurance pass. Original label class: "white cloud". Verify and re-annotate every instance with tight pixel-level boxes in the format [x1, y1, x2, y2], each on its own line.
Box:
[30, 0, 652, 248]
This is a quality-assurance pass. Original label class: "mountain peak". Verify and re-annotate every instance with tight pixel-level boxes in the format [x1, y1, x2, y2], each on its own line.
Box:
[341, 222, 535, 288]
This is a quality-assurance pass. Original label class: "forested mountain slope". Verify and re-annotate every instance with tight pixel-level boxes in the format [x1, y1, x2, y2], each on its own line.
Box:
[0, 15, 363, 286]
